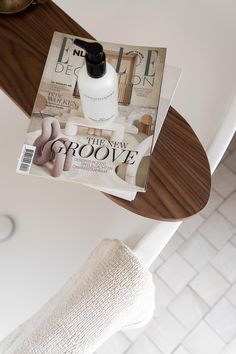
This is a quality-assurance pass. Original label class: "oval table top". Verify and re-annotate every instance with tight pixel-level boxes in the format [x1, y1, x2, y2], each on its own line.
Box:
[0, 0, 211, 221]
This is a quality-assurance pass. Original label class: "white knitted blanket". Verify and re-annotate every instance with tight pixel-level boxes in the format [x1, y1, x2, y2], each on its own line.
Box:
[0, 239, 155, 353]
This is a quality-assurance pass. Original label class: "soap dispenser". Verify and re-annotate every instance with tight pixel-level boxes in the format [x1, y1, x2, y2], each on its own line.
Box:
[74, 38, 118, 124]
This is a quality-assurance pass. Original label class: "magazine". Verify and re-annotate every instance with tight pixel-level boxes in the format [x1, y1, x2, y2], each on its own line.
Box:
[17, 32, 167, 201]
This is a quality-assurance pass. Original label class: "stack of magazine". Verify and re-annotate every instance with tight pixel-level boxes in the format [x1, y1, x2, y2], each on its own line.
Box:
[17, 32, 181, 201]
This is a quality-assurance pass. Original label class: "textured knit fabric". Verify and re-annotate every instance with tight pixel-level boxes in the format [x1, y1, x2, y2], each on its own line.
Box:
[0, 239, 155, 354]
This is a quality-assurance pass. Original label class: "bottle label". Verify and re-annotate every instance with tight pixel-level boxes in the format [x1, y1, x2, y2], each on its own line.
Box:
[84, 91, 115, 101]
[81, 90, 118, 122]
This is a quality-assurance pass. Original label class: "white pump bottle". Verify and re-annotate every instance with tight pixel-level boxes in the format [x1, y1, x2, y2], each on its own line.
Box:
[74, 38, 118, 124]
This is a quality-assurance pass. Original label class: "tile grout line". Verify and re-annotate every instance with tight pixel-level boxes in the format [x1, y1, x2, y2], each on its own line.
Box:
[209, 249, 236, 285]
[195, 230, 220, 251]
[229, 234, 236, 249]
[174, 230, 236, 288]
[121, 331, 134, 348]
[155, 264, 234, 348]
[225, 289, 236, 309]
[154, 252, 197, 295]
[198, 286, 236, 345]
[201, 186, 236, 226]
[224, 162, 236, 175]
[217, 207, 236, 229]
[167, 282, 232, 347]
[197, 227, 236, 252]
[144, 332, 165, 354]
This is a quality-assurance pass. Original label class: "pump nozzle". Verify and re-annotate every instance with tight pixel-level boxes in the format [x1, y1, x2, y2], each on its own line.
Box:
[74, 38, 106, 78]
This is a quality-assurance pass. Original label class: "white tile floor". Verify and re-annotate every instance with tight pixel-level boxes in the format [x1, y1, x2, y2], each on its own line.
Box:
[95, 133, 236, 354]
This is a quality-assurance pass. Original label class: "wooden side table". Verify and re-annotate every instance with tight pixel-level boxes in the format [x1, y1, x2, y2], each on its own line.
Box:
[0, 1, 211, 221]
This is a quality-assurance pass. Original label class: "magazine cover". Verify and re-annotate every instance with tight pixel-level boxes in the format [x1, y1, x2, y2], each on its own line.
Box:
[17, 32, 166, 200]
